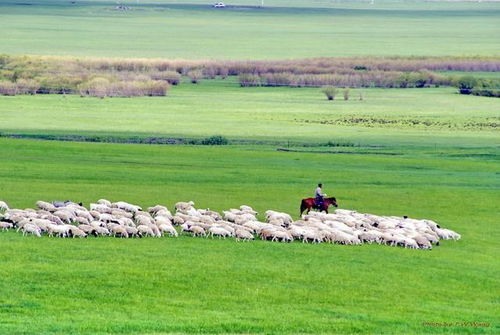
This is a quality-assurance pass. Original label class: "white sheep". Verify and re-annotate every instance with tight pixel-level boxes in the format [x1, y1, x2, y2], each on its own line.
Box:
[36, 201, 55, 212]
[137, 225, 155, 237]
[21, 223, 41, 237]
[158, 223, 178, 237]
[97, 199, 112, 207]
[0, 222, 13, 230]
[235, 228, 254, 241]
[208, 226, 231, 239]
[190, 225, 206, 237]
[175, 201, 194, 213]
[111, 225, 129, 238]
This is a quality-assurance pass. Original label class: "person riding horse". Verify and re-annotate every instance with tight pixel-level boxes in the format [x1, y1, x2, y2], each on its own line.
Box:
[315, 183, 327, 210]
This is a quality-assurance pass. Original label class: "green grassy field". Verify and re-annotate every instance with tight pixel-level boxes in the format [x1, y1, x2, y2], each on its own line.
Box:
[0, 137, 499, 334]
[1, 81, 498, 147]
[1, 0, 499, 58]
[1, 0, 499, 333]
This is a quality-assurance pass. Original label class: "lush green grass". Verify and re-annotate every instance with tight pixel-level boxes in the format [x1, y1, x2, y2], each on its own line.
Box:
[1, 0, 499, 58]
[0, 138, 498, 334]
[0, 81, 499, 147]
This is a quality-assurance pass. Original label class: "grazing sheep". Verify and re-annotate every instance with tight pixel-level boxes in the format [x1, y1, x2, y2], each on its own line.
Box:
[111, 225, 129, 238]
[36, 201, 55, 212]
[413, 235, 432, 250]
[53, 210, 74, 223]
[235, 228, 254, 241]
[239, 205, 258, 215]
[208, 226, 232, 239]
[155, 209, 173, 220]
[175, 201, 195, 213]
[75, 216, 89, 225]
[124, 226, 139, 237]
[0, 222, 13, 230]
[21, 223, 41, 237]
[69, 227, 87, 238]
[112, 201, 142, 213]
[97, 199, 112, 207]
[90, 204, 112, 214]
[158, 224, 178, 237]
[270, 230, 293, 243]
[0, 201, 10, 211]
[47, 224, 70, 238]
[2, 199, 460, 250]
[136, 215, 153, 226]
[190, 225, 205, 237]
[172, 215, 185, 225]
[148, 205, 167, 214]
[94, 226, 111, 236]
[137, 225, 155, 238]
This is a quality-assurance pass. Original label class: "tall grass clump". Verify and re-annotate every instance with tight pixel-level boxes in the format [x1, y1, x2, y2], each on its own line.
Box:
[343, 88, 350, 100]
[150, 71, 181, 85]
[0, 81, 17, 96]
[142, 80, 170, 96]
[322, 86, 338, 100]
[77, 77, 110, 98]
[16, 78, 40, 95]
[188, 70, 203, 84]
[239, 74, 261, 87]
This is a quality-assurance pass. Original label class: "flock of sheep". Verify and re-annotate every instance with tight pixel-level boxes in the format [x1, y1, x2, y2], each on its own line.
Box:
[0, 199, 461, 250]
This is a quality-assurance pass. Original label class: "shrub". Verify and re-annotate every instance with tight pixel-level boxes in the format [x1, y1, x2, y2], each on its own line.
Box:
[142, 80, 169, 96]
[343, 88, 350, 100]
[187, 70, 203, 84]
[239, 74, 261, 87]
[0, 81, 17, 95]
[218, 67, 229, 79]
[471, 89, 500, 98]
[38, 74, 84, 94]
[263, 73, 292, 87]
[77, 77, 110, 98]
[150, 71, 181, 85]
[456, 76, 478, 95]
[203, 67, 217, 79]
[109, 81, 145, 97]
[322, 86, 338, 100]
[16, 78, 40, 94]
[201, 135, 229, 145]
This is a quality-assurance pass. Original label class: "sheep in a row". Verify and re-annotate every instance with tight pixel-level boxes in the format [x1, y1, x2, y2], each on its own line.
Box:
[0, 200, 461, 250]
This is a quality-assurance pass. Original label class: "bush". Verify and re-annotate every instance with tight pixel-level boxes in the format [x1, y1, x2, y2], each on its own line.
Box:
[77, 77, 110, 98]
[218, 67, 229, 79]
[0, 81, 17, 95]
[456, 76, 478, 95]
[201, 135, 229, 145]
[263, 73, 292, 87]
[150, 71, 180, 85]
[239, 74, 261, 87]
[142, 80, 169, 96]
[322, 86, 338, 100]
[187, 70, 203, 84]
[471, 88, 500, 98]
[16, 78, 40, 94]
[343, 88, 350, 100]
[109, 81, 145, 97]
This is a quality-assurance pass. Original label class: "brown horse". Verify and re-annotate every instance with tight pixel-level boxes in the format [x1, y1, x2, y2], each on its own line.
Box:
[300, 197, 338, 215]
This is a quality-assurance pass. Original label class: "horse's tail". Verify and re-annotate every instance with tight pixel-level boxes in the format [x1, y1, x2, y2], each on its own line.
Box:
[300, 199, 306, 217]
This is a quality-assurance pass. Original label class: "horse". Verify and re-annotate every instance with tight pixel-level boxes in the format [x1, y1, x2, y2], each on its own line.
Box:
[300, 197, 338, 215]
